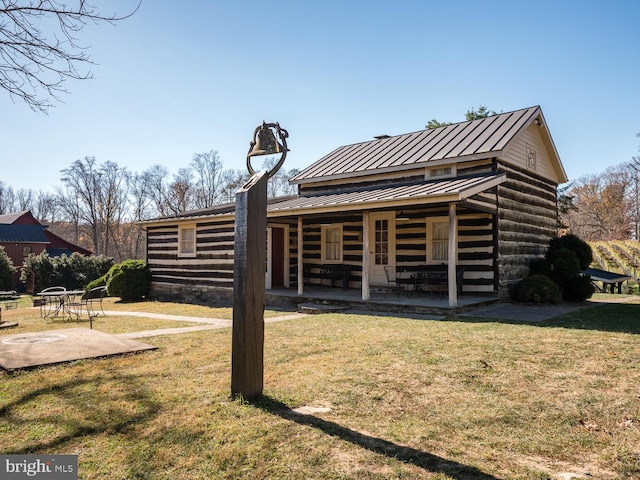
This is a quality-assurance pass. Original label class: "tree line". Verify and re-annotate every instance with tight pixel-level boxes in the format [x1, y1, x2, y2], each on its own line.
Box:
[0, 153, 299, 262]
[562, 133, 640, 241]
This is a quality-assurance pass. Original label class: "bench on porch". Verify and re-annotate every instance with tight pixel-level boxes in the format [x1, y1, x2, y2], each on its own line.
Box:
[303, 264, 352, 289]
[399, 265, 465, 297]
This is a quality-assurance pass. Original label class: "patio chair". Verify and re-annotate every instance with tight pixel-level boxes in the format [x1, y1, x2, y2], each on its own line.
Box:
[37, 286, 66, 318]
[384, 266, 398, 298]
[82, 286, 107, 321]
[67, 286, 107, 328]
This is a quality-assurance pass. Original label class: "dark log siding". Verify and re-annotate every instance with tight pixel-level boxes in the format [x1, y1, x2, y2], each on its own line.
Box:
[299, 207, 495, 293]
[495, 161, 558, 294]
[147, 221, 236, 290]
[146, 157, 560, 301]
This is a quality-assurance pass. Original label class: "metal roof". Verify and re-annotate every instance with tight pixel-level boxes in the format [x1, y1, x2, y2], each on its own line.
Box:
[0, 224, 49, 243]
[267, 173, 506, 217]
[290, 106, 543, 184]
[582, 268, 632, 283]
[139, 173, 506, 226]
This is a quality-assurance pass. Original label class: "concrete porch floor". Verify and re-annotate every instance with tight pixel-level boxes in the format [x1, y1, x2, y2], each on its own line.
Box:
[266, 285, 499, 315]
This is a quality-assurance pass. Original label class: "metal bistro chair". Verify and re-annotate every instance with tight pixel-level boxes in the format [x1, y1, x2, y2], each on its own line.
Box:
[82, 286, 108, 328]
[384, 266, 399, 298]
[38, 286, 66, 318]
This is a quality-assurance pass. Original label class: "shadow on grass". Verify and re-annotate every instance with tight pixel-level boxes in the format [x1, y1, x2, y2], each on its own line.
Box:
[0, 373, 161, 455]
[453, 301, 640, 334]
[251, 395, 503, 480]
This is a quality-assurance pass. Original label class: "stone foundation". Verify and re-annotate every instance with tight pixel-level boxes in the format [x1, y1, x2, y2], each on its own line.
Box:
[150, 282, 234, 307]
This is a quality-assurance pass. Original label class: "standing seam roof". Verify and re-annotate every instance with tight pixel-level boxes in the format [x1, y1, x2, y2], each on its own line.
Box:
[290, 106, 540, 183]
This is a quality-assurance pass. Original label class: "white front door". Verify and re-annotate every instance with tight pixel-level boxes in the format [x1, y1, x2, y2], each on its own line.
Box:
[368, 212, 396, 285]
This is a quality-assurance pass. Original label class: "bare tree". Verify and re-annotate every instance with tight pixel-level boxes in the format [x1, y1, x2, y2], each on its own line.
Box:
[0, 0, 140, 112]
[15, 187, 32, 210]
[126, 171, 152, 258]
[32, 190, 58, 222]
[0, 181, 16, 213]
[567, 165, 632, 240]
[170, 167, 193, 214]
[59, 156, 129, 256]
[191, 150, 224, 208]
[143, 164, 172, 217]
[259, 157, 298, 198]
[218, 169, 250, 204]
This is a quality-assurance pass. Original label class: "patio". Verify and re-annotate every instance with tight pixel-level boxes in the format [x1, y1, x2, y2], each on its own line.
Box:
[266, 286, 498, 316]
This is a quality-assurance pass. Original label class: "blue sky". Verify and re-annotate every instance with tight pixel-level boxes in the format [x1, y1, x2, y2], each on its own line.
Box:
[2, 0, 639, 193]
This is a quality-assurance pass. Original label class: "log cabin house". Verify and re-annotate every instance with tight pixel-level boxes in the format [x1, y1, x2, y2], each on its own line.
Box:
[140, 106, 567, 309]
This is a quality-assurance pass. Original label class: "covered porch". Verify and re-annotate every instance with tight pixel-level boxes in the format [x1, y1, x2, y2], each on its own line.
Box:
[266, 172, 506, 309]
[266, 285, 498, 316]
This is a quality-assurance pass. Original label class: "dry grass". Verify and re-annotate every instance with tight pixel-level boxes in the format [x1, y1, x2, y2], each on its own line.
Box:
[1, 295, 640, 479]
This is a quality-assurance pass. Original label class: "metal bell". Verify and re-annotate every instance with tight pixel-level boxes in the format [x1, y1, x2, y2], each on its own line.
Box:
[248, 123, 284, 157]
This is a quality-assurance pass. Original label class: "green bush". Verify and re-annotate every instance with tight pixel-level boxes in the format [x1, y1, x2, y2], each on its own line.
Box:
[546, 248, 580, 290]
[106, 260, 151, 302]
[527, 234, 595, 303]
[563, 275, 596, 302]
[0, 246, 16, 290]
[21, 252, 114, 292]
[514, 275, 562, 305]
[547, 234, 593, 270]
[529, 257, 552, 277]
[86, 274, 108, 291]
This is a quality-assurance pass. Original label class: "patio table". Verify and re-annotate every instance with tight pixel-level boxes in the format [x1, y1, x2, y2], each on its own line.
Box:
[37, 290, 85, 320]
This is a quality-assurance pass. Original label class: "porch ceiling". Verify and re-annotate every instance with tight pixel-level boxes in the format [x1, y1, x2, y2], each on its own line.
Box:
[268, 172, 506, 217]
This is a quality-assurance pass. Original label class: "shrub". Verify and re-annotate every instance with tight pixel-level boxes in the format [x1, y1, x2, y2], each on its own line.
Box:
[106, 260, 151, 302]
[514, 275, 562, 305]
[547, 234, 593, 270]
[546, 248, 580, 290]
[529, 257, 552, 277]
[86, 274, 108, 291]
[21, 252, 114, 292]
[563, 275, 596, 302]
[0, 246, 16, 290]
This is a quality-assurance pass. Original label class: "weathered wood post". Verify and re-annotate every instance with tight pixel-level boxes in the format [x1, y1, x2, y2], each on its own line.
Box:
[231, 122, 289, 400]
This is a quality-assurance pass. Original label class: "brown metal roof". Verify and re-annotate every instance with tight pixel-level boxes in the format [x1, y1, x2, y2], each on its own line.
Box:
[290, 106, 541, 184]
[139, 173, 506, 226]
[267, 173, 506, 217]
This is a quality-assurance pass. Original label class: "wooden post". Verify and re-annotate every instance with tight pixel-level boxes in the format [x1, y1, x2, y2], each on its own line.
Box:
[362, 211, 371, 301]
[448, 202, 458, 308]
[297, 216, 304, 296]
[231, 171, 268, 400]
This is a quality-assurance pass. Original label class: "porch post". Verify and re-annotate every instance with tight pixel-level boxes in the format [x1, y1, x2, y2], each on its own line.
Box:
[362, 211, 371, 301]
[448, 202, 458, 308]
[297, 216, 304, 296]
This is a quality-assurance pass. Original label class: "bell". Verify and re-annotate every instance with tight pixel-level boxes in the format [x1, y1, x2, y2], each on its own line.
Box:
[248, 124, 284, 157]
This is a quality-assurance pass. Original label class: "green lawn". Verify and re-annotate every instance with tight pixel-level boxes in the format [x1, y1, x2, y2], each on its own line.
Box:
[1, 296, 639, 479]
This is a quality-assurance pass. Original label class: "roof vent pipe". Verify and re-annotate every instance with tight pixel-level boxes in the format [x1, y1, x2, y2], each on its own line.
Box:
[374, 134, 390, 139]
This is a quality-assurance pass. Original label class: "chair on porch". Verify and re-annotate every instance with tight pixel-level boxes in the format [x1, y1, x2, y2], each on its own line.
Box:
[384, 266, 398, 298]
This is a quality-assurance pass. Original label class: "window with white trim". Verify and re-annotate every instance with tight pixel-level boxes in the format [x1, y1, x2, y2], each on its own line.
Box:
[321, 225, 343, 263]
[179, 224, 196, 257]
[427, 219, 448, 262]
